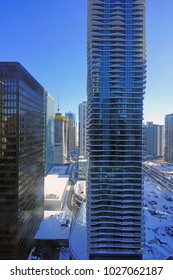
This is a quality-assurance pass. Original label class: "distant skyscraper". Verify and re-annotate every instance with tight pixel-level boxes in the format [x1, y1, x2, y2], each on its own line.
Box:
[79, 101, 87, 158]
[165, 113, 173, 163]
[54, 108, 68, 163]
[45, 91, 55, 173]
[143, 122, 165, 158]
[65, 111, 76, 158]
[87, 0, 146, 260]
[0, 62, 45, 259]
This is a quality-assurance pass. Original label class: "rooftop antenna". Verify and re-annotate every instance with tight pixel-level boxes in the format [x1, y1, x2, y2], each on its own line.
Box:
[57, 94, 60, 113]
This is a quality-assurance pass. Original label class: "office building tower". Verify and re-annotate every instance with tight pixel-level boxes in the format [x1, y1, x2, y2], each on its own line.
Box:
[0, 82, 5, 159]
[45, 91, 55, 173]
[143, 122, 164, 158]
[0, 62, 45, 259]
[54, 109, 68, 163]
[65, 111, 77, 158]
[79, 101, 87, 158]
[87, 0, 146, 259]
[165, 113, 173, 163]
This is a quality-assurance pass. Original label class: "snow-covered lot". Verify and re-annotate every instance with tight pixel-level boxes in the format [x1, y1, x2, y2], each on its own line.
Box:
[144, 178, 173, 259]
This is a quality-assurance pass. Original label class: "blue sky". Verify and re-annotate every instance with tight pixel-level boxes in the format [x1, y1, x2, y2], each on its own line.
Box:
[0, 0, 173, 125]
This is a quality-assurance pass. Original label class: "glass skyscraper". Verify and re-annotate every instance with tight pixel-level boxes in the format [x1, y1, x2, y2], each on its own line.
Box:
[54, 110, 68, 163]
[87, 0, 146, 259]
[65, 111, 77, 158]
[0, 62, 45, 259]
[45, 91, 55, 173]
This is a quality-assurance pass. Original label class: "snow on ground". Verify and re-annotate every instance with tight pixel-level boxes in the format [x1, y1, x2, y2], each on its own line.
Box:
[143, 178, 173, 259]
[69, 177, 173, 260]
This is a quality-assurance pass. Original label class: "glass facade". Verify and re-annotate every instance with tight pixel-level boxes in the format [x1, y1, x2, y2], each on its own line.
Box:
[54, 113, 68, 163]
[0, 62, 45, 259]
[79, 101, 87, 158]
[65, 112, 77, 158]
[45, 91, 54, 173]
[87, 0, 146, 259]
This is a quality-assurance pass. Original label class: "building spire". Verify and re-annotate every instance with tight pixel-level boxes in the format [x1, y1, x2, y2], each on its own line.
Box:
[57, 94, 60, 113]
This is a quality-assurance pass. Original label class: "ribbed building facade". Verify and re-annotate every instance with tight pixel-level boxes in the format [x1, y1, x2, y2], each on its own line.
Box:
[87, 0, 146, 259]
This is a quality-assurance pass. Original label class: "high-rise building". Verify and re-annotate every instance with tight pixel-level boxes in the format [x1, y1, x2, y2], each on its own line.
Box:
[87, 0, 146, 260]
[165, 113, 173, 163]
[79, 101, 87, 158]
[65, 111, 77, 158]
[54, 109, 68, 163]
[0, 82, 5, 159]
[0, 62, 45, 259]
[45, 91, 55, 173]
[143, 122, 165, 158]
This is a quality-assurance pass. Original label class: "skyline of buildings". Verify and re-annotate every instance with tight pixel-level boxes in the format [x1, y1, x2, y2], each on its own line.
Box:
[1, 1, 173, 262]
[0, 59, 172, 260]
[87, 0, 146, 260]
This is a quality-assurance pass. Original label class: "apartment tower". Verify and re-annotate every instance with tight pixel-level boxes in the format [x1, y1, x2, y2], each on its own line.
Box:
[143, 122, 165, 158]
[87, 0, 146, 259]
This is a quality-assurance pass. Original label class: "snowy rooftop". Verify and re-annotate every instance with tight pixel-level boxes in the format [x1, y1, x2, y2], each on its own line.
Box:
[144, 161, 173, 175]
[48, 165, 69, 175]
[74, 180, 86, 199]
[44, 175, 69, 199]
[79, 158, 87, 163]
[35, 211, 72, 241]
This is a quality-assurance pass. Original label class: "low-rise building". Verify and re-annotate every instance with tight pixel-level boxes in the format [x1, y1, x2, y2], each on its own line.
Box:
[34, 211, 73, 248]
[73, 181, 86, 207]
[44, 165, 69, 211]
[143, 161, 173, 190]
